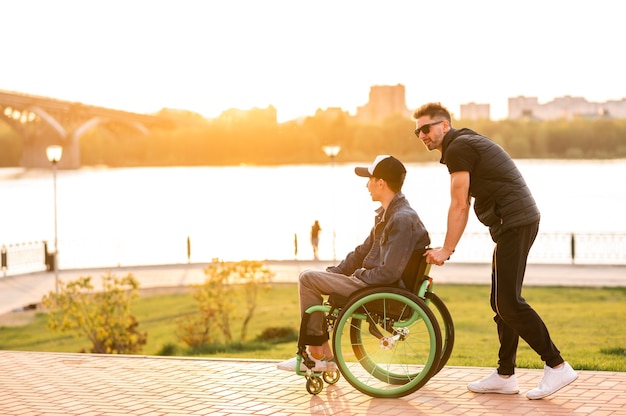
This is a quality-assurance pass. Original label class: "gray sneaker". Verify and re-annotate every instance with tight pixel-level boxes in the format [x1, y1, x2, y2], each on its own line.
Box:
[467, 370, 519, 394]
[526, 362, 578, 400]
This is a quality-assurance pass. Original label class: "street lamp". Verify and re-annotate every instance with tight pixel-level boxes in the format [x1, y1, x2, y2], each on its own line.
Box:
[322, 145, 341, 261]
[46, 145, 62, 294]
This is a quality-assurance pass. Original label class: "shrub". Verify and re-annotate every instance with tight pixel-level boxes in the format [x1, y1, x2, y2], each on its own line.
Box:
[177, 260, 273, 348]
[42, 273, 147, 354]
[256, 327, 298, 344]
[156, 342, 179, 356]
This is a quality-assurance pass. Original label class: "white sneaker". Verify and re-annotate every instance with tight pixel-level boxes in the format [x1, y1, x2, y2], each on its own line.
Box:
[467, 370, 519, 394]
[277, 355, 337, 372]
[526, 362, 578, 400]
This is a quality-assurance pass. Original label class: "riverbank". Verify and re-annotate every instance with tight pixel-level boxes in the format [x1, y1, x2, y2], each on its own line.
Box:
[1, 260, 625, 318]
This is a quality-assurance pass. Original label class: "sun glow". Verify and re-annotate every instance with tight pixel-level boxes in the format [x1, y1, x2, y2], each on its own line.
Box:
[2, 0, 624, 123]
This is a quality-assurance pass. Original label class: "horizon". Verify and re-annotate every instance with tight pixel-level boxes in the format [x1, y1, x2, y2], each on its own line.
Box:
[4, 87, 624, 124]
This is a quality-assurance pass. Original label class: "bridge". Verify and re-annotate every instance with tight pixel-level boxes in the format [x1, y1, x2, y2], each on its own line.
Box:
[0, 90, 176, 169]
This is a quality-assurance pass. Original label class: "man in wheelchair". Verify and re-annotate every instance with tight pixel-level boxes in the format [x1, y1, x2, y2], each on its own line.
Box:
[278, 155, 431, 372]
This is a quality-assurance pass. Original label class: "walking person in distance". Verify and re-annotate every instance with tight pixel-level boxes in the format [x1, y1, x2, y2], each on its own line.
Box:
[310, 220, 321, 260]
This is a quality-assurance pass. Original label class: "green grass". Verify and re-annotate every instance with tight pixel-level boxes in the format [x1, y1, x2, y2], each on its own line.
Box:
[1, 283, 625, 371]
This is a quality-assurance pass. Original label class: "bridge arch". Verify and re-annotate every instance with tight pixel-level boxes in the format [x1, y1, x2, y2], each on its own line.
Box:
[0, 90, 175, 169]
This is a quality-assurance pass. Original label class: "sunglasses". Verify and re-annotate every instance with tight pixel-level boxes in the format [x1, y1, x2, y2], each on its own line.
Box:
[414, 120, 444, 137]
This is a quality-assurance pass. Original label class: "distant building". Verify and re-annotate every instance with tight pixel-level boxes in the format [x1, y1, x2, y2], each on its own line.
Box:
[314, 107, 348, 120]
[218, 105, 277, 125]
[354, 84, 411, 122]
[460, 102, 490, 120]
[508, 95, 626, 120]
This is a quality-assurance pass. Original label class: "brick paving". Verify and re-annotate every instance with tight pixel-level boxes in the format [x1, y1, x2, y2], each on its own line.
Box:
[1, 263, 625, 415]
[0, 350, 625, 415]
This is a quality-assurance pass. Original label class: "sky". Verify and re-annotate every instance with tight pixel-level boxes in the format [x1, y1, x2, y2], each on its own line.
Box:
[2, 0, 624, 122]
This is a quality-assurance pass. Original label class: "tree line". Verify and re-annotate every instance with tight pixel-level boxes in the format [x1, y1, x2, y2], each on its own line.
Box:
[2, 112, 626, 167]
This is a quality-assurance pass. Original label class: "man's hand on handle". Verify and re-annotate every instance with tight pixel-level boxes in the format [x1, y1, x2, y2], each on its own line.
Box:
[424, 247, 454, 266]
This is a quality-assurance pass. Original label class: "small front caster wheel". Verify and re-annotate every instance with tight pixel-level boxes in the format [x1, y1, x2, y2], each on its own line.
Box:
[306, 376, 324, 395]
[323, 370, 340, 384]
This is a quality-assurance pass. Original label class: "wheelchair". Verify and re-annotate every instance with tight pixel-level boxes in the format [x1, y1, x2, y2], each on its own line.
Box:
[292, 248, 455, 398]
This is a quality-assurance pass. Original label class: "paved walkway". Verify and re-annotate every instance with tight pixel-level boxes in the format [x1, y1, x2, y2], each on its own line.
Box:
[1, 350, 625, 415]
[1, 261, 625, 316]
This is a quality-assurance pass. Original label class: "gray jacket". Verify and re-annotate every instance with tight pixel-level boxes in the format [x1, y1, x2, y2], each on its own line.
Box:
[326, 192, 430, 286]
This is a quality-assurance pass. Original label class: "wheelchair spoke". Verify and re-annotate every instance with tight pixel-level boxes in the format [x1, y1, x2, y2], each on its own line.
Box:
[332, 287, 442, 398]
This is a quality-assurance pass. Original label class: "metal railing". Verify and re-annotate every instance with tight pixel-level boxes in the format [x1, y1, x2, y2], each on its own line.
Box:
[431, 232, 626, 265]
[1, 241, 50, 277]
[1, 232, 625, 277]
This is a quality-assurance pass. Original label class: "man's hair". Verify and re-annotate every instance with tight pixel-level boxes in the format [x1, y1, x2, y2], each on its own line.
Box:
[413, 102, 452, 124]
[381, 174, 405, 193]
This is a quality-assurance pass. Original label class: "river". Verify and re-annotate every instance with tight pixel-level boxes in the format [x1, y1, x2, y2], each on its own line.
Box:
[1, 159, 625, 268]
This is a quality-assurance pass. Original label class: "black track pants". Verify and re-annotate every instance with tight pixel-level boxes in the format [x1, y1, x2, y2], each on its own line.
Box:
[490, 222, 564, 375]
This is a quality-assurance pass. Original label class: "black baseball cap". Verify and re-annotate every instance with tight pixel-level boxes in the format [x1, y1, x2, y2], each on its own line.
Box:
[354, 155, 406, 183]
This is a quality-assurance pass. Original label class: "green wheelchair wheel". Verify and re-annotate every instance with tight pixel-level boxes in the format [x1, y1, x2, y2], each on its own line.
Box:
[332, 287, 442, 398]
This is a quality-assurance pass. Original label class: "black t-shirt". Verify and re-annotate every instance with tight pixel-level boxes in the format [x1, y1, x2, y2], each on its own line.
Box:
[445, 138, 479, 174]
